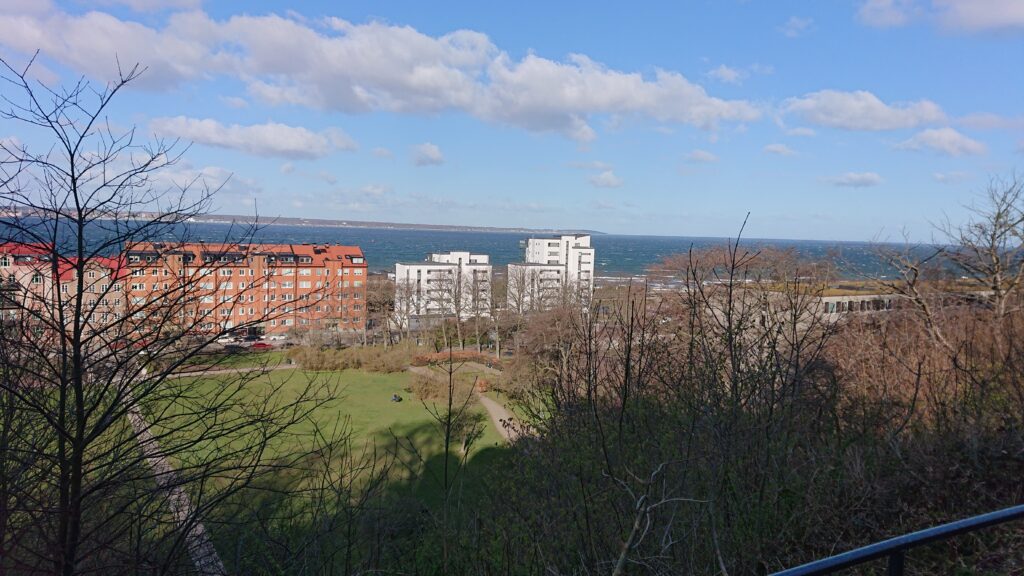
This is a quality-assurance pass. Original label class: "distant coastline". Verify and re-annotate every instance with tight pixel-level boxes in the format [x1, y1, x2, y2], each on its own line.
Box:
[188, 213, 604, 236]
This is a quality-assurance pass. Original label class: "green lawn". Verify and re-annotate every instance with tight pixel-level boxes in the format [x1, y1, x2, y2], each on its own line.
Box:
[174, 349, 289, 371]
[163, 368, 505, 457]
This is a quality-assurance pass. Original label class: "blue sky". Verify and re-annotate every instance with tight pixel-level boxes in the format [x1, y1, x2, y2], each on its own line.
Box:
[0, 0, 1022, 240]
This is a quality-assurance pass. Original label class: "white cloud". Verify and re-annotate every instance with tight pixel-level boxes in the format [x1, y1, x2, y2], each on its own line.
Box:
[763, 143, 797, 156]
[933, 171, 969, 184]
[568, 160, 613, 170]
[685, 149, 719, 163]
[361, 184, 392, 196]
[0, 135, 23, 162]
[780, 16, 813, 37]
[897, 127, 986, 156]
[934, 0, 1024, 31]
[478, 53, 759, 141]
[153, 162, 263, 201]
[783, 90, 945, 131]
[95, 0, 203, 11]
[958, 113, 1024, 131]
[589, 170, 623, 188]
[0, 8, 759, 141]
[220, 95, 248, 109]
[413, 142, 444, 166]
[371, 147, 393, 158]
[150, 117, 357, 159]
[707, 64, 743, 84]
[826, 172, 883, 187]
[854, 1, 1024, 31]
[857, 0, 916, 27]
[786, 127, 816, 137]
[279, 162, 294, 174]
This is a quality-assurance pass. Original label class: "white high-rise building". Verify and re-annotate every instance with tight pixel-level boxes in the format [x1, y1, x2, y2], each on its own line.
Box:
[507, 234, 595, 312]
[394, 251, 492, 321]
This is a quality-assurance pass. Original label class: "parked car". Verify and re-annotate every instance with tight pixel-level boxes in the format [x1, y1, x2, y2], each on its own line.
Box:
[267, 334, 287, 341]
[250, 342, 273, 351]
[216, 336, 238, 344]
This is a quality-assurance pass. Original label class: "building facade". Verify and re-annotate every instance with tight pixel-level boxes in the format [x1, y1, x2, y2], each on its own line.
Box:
[0, 241, 368, 337]
[394, 251, 492, 323]
[508, 234, 595, 311]
[125, 242, 368, 335]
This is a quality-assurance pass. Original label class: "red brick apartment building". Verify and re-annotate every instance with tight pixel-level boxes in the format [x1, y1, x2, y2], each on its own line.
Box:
[0, 242, 127, 325]
[0, 241, 367, 337]
[124, 242, 367, 335]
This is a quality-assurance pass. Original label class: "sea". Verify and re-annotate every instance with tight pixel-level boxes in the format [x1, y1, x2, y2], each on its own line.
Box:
[170, 223, 896, 279]
[1, 218, 904, 279]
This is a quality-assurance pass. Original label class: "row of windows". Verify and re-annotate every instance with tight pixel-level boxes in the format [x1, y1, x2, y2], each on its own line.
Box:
[129, 265, 365, 277]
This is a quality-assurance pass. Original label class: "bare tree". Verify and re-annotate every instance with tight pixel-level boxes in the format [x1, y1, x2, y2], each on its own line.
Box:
[391, 276, 416, 343]
[365, 273, 394, 348]
[488, 274, 507, 359]
[938, 174, 1024, 318]
[0, 56, 331, 575]
[467, 266, 490, 352]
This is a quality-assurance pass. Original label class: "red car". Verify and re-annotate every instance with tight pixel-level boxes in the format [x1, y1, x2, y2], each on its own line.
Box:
[250, 342, 273, 351]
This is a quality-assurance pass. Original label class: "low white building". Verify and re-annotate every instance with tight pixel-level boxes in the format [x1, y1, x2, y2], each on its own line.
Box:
[394, 251, 492, 322]
[508, 234, 595, 311]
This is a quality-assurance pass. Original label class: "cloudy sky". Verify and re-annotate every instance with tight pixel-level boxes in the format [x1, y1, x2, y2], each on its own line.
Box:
[0, 0, 1022, 240]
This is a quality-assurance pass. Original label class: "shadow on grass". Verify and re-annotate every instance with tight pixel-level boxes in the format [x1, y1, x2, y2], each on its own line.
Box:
[203, 415, 517, 574]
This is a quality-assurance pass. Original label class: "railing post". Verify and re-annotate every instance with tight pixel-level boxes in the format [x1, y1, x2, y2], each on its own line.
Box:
[887, 550, 905, 576]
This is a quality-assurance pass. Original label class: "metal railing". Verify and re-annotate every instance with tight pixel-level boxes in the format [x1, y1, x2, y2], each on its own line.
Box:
[772, 503, 1024, 576]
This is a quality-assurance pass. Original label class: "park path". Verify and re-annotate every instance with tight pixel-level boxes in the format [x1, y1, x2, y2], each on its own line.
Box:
[406, 364, 522, 442]
[126, 369, 226, 575]
[475, 391, 521, 442]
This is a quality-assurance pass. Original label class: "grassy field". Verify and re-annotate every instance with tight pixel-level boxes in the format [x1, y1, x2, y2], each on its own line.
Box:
[174, 349, 290, 371]
[164, 368, 505, 456]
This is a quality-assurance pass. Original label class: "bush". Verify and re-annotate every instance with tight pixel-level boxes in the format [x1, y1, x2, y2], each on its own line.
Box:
[286, 342, 417, 373]
[410, 350, 501, 369]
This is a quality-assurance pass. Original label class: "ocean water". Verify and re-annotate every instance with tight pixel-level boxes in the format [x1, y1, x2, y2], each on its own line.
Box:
[171, 223, 895, 278]
[1, 218, 899, 278]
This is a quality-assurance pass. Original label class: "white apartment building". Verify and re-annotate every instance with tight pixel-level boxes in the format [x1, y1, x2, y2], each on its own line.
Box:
[507, 234, 595, 312]
[394, 251, 492, 321]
